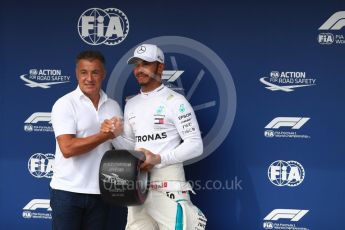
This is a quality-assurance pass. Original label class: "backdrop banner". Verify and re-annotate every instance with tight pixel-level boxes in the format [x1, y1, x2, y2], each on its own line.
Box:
[1, 1, 345, 229]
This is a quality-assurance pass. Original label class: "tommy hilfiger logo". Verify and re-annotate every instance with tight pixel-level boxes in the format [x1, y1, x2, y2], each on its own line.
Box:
[154, 115, 165, 125]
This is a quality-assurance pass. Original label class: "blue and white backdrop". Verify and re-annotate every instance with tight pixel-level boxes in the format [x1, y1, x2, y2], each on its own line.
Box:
[1, 1, 345, 229]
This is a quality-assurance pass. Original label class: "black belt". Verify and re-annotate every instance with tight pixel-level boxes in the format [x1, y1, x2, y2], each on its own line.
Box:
[99, 150, 149, 206]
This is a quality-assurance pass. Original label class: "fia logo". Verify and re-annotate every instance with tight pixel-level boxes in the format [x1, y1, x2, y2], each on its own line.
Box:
[28, 153, 54, 178]
[318, 33, 334, 45]
[78, 8, 129, 45]
[268, 160, 305, 187]
[263, 222, 273, 229]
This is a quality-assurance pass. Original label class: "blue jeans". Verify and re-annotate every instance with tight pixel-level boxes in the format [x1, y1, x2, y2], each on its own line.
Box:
[50, 188, 109, 230]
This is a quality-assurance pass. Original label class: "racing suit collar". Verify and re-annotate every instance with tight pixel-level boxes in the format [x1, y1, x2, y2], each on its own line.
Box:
[140, 84, 165, 98]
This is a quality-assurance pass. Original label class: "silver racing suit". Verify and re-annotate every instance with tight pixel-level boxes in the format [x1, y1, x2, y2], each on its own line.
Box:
[121, 84, 207, 230]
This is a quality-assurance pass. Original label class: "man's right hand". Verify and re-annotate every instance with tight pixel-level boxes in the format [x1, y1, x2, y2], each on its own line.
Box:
[101, 117, 124, 139]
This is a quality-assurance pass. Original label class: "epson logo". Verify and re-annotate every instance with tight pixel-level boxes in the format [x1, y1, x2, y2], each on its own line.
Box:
[136, 132, 167, 142]
[264, 209, 309, 222]
[78, 8, 129, 46]
[178, 112, 191, 120]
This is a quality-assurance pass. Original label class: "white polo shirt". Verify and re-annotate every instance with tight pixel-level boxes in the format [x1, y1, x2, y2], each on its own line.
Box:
[50, 87, 125, 194]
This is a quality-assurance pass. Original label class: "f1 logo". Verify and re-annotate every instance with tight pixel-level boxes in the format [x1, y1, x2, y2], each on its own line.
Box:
[24, 112, 51, 124]
[23, 199, 51, 211]
[319, 11, 345, 30]
[265, 117, 310, 129]
[264, 209, 309, 221]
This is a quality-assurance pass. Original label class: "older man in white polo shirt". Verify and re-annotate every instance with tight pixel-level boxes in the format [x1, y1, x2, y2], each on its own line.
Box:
[50, 50, 129, 230]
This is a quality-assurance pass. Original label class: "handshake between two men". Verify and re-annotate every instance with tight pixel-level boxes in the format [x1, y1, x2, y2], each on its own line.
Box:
[100, 117, 161, 171]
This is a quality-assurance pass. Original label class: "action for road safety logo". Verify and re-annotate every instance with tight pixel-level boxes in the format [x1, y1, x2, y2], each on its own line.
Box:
[20, 69, 70, 89]
[260, 71, 316, 92]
